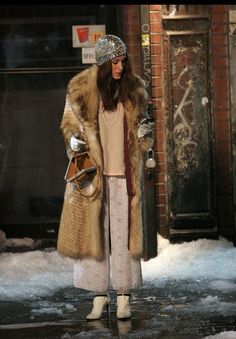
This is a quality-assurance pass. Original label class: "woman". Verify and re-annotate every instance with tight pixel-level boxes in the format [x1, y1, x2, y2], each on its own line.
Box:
[59, 34, 155, 320]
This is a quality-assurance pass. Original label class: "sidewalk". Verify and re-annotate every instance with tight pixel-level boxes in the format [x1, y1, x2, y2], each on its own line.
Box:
[1, 235, 236, 338]
[1, 280, 236, 339]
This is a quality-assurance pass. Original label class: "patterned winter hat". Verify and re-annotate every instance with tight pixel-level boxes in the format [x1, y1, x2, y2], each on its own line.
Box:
[95, 34, 127, 66]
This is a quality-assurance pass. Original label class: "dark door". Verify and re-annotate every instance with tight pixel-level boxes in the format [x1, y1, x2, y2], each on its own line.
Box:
[162, 5, 217, 240]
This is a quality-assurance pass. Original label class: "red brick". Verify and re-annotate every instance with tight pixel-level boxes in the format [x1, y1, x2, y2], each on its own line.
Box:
[157, 152, 165, 162]
[214, 88, 229, 105]
[158, 215, 168, 226]
[210, 5, 228, 13]
[157, 205, 166, 216]
[212, 34, 228, 46]
[215, 141, 231, 154]
[156, 184, 166, 195]
[151, 44, 162, 56]
[214, 107, 230, 116]
[211, 13, 228, 24]
[156, 194, 166, 205]
[215, 121, 230, 130]
[215, 152, 231, 165]
[151, 54, 162, 65]
[214, 78, 229, 89]
[211, 24, 228, 34]
[214, 101, 230, 111]
[156, 172, 165, 183]
[157, 194, 166, 205]
[152, 77, 162, 87]
[212, 45, 229, 57]
[213, 86, 229, 100]
[152, 96, 163, 109]
[158, 226, 169, 238]
[212, 68, 229, 83]
[215, 128, 231, 141]
[152, 65, 163, 77]
[157, 161, 166, 173]
[212, 57, 228, 68]
[126, 22, 141, 32]
[156, 143, 164, 153]
[216, 162, 231, 174]
[150, 5, 161, 11]
[150, 11, 161, 22]
[155, 110, 165, 121]
[156, 120, 164, 130]
[150, 22, 162, 33]
[151, 34, 162, 44]
[151, 81, 163, 94]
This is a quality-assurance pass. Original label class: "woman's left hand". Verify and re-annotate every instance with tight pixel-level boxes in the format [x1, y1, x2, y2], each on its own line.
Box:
[137, 119, 155, 139]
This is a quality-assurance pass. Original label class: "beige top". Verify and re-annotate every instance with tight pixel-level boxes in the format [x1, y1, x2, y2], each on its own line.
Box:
[98, 101, 125, 176]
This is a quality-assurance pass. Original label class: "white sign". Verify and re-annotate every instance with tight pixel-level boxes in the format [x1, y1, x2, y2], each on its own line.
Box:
[230, 10, 236, 23]
[82, 47, 96, 64]
[72, 25, 105, 48]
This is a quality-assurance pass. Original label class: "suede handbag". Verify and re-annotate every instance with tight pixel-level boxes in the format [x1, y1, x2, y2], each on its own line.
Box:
[64, 151, 98, 198]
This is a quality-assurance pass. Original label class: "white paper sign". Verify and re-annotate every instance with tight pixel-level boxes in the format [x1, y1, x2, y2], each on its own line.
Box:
[82, 47, 96, 64]
[230, 10, 236, 23]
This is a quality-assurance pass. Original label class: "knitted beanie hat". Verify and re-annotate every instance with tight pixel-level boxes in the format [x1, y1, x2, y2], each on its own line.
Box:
[95, 34, 127, 66]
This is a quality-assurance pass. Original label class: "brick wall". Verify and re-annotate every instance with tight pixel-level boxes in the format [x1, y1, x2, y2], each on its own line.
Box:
[120, 4, 168, 238]
[120, 5, 141, 76]
[149, 5, 168, 238]
[210, 4, 234, 239]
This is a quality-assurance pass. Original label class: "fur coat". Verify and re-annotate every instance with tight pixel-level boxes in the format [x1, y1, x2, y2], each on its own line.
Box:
[58, 65, 154, 260]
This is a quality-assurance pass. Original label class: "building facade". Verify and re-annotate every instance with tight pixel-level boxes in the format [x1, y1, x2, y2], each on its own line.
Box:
[0, 5, 235, 245]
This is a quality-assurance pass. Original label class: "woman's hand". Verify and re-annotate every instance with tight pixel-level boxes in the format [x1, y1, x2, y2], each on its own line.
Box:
[137, 118, 155, 139]
[70, 135, 86, 152]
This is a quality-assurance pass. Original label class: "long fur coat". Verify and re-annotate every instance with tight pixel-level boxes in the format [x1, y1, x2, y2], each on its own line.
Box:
[58, 65, 154, 260]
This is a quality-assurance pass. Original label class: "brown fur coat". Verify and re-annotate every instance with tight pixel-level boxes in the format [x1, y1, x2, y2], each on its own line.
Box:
[58, 65, 153, 259]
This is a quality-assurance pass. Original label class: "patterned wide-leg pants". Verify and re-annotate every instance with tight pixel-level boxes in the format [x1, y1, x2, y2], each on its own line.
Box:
[74, 176, 142, 293]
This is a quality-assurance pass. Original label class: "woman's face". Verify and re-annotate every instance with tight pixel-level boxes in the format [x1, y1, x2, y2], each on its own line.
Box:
[111, 55, 126, 80]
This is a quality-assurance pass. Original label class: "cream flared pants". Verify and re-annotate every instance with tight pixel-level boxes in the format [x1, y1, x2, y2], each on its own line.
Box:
[74, 176, 142, 293]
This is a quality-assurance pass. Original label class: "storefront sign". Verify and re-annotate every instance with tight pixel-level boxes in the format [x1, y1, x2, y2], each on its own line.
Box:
[229, 10, 236, 23]
[82, 47, 96, 64]
[72, 25, 105, 48]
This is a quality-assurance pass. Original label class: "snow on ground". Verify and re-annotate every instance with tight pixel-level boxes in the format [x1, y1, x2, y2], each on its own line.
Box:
[204, 331, 236, 339]
[142, 235, 236, 282]
[1, 232, 236, 338]
[0, 232, 236, 301]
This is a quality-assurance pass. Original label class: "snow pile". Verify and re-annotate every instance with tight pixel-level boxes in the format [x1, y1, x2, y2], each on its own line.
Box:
[0, 249, 73, 300]
[0, 230, 51, 252]
[0, 234, 236, 300]
[204, 331, 236, 339]
[142, 235, 236, 282]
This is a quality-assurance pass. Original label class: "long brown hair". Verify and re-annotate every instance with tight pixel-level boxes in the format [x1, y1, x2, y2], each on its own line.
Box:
[97, 54, 139, 111]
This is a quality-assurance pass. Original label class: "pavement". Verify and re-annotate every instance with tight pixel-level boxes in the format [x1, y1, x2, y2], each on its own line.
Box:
[1, 279, 236, 339]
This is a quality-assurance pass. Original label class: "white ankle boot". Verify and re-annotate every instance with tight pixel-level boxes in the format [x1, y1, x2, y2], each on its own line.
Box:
[117, 295, 131, 319]
[86, 296, 111, 320]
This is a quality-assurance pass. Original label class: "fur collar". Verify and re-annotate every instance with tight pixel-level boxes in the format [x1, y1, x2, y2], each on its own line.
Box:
[66, 64, 148, 126]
